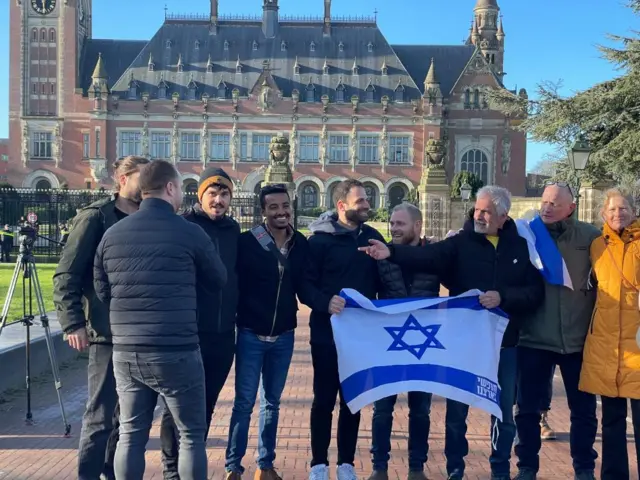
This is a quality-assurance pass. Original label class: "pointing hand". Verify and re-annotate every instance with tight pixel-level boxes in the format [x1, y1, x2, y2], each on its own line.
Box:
[358, 239, 390, 260]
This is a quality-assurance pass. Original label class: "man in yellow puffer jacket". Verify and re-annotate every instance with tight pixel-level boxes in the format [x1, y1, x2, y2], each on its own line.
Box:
[579, 188, 640, 480]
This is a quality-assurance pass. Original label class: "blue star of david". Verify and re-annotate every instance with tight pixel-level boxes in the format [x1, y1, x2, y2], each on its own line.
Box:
[384, 314, 445, 360]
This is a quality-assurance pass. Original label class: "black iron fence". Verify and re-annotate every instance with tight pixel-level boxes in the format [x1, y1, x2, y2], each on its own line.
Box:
[0, 188, 263, 262]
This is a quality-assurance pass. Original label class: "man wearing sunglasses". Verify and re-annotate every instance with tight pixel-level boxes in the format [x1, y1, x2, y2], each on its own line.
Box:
[514, 182, 601, 480]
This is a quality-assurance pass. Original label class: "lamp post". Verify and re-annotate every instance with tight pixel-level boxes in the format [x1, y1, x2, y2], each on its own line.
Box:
[460, 182, 472, 217]
[568, 135, 592, 217]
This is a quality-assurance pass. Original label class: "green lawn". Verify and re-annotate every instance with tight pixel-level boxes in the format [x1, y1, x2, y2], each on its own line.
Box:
[0, 263, 57, 324]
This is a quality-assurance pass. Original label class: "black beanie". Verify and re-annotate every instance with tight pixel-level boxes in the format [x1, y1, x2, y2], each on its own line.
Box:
[198, 167, 234, 200]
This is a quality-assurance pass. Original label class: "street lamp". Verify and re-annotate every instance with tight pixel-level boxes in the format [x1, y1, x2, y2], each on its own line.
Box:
[460, 182, 472, 217]
[568, 135, 592, 217]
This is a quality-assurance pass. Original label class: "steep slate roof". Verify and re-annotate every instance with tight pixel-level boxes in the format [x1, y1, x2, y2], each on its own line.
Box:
[79, 39, 147, 93]
[391, 44, 476, 95]
[108, 19, 425, 101]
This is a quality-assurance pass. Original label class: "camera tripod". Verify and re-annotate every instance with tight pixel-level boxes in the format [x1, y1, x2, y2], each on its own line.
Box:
[0, 243, 71, 436]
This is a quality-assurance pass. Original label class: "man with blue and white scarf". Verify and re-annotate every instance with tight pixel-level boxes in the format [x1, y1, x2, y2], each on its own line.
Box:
[513, 183, 600, 480]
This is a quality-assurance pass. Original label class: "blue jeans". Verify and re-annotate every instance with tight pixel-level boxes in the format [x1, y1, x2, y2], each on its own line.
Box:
[371, 392, 432, 472]
[515, 346, 597, 474]
[225, 329, 295, 473]
[445, 347, 517, 477]
[112, 349, 207, 480]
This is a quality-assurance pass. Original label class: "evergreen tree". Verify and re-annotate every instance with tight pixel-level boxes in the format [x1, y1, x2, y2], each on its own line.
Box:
[486, 0, 640, 189]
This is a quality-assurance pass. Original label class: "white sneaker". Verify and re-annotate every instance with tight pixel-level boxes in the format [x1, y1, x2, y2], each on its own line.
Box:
[337, 464, 357, 480]
[309, 465, 329, 480]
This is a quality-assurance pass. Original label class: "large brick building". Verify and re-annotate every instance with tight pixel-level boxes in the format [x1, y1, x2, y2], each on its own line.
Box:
[8, 0, 528, 209]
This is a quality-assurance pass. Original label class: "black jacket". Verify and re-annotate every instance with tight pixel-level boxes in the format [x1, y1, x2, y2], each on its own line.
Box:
[53, 195, 121, 344]
[378, 238, 440, 299]
[236, 225, 331, 337]
[182, 204, 239, 335]
[388, 216, 545, 347]
[307, 212, 385, 344]
[93, 198, 227, 352]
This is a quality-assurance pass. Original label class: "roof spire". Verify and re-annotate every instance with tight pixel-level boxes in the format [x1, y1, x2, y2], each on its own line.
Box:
[91, 52, 108, 81]
[497, 15, 505, 37]
[425, 57, 438, 86]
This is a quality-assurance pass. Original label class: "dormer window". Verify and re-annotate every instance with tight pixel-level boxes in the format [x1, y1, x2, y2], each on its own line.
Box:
[148, 61, 155, 72]
[365, 83, 375, 103]
[158, 83, 167, 99]
[236, 61, 242, 74]
[367, 42, 374, 53]
[394, 84, 404, 103]
[217, 82, 227, 99]
[166, 39, 172, 49]
[306, 84, 315, 103]
[252, 41, 258, 51]
[281, 41, 287, 51]
[206, 59, 213, 73]
[352, 64, 359, 75]
[128, 84, 137, 100]
[195, 40, 200, 50]
[323, 63, 329, 75]
[310, 41, 316, 52]
[336, 84, 345, 103]
[177, 63, 183, 73]
[338, 41, 344, 52]
[187, 80, 197, 100]
[294, 57, 300, 75]
[224, 40, 229, 50]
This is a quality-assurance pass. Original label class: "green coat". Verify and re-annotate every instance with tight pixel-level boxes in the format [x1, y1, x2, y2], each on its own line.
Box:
[518, 217, 601, 354]
[53, 195, 121, 344]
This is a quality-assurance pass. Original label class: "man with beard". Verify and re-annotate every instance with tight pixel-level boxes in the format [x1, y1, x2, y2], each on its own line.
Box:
[307, 179, 385, 480]
[360, 186, 545, 480]
[53, 155, 150, 480]
[160, 167, 240, 480]
[225, 184, 342, 480]
[94, 160, 227, 480]
[368, 203, 439, 480]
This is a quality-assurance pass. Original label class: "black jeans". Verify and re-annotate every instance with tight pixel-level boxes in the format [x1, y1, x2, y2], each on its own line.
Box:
[77, 343, 120, 480]
[160, 331, 236, 479]
[515, 346, 597, 474]
[1, 246, 10, 262]
[600, 396, 640, 480]
[310, 342, 360, 467]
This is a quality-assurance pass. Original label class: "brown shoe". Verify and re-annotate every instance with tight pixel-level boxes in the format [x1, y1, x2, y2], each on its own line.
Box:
[367, 471, 389, 480]
[254, 468, 283, 480]
[227, 472, 243, 480]
[408, 471, 429, 480]
[540, 411, 556, 440]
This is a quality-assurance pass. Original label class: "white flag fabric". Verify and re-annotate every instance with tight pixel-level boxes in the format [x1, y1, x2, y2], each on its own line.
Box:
[331, 289, 509, 420]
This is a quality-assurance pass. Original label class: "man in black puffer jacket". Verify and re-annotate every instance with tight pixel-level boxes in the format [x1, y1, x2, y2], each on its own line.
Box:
[369, 203, 439, 480]
[360, 186, 545, 480]
[159, 167, 240, 480]
[94, 160, 227, 480]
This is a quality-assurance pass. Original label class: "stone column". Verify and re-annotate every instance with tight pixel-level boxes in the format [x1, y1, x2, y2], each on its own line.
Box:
[419, 139, 451, 239]
[579, 179, 615, 226]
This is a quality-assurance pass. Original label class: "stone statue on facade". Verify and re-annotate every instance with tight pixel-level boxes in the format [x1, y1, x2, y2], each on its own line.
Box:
[201, 123, 209, 165]
[230, 122, 239, 165]
[319, 124, 328, 167]
[350, 125, 358, 166]
[289, 125, 297, 166]
[379, 125, 388, 166]
[171, 121, 180, 163]
[21, 123, 30, 166]
[52, 123, 62, 167]
[141, 122, 150, 158]
[501, 136, 511, 174]
[89, 159, 109, 182]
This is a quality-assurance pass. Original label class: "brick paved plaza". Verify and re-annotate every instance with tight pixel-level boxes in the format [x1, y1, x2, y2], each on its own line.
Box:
[0, 306, 635, 480]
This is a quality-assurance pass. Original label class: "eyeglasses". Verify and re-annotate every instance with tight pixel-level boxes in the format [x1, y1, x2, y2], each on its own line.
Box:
[544, 181, 575, 197]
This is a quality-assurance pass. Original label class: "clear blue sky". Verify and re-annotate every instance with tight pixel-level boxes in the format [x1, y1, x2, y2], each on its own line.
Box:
[0, 0, 636, 171]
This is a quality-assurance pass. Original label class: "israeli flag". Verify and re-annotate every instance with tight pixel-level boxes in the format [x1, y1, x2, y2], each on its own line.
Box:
[331, 289, 508, 420]
[514, 215, 574, 290]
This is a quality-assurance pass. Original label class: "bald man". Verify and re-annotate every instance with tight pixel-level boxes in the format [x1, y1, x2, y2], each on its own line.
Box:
[514, 183, 600, 480]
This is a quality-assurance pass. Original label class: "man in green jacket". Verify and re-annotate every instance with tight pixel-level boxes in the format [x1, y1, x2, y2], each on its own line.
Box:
[53, 156, 149, 480]
[514, 183, 600, 480]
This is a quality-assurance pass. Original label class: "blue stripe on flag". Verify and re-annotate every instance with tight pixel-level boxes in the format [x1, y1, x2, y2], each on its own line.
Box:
[528, 216, 566, 286]
[340, 291, 508, 318]
[340, 363, 501, 407]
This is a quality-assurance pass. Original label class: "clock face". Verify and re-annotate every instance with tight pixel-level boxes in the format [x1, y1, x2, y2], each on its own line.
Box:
[31, 0, 56, 15]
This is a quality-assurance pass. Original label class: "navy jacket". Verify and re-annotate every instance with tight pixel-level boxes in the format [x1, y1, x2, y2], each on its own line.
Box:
[93, 198, 227, 352]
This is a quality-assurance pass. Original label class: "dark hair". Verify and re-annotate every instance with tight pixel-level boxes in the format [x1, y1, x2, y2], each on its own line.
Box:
[112, 156, 150, 192]
[138, 160, 180, 196]
[332, 179, 364, 207]
[259, 183, 290, 209]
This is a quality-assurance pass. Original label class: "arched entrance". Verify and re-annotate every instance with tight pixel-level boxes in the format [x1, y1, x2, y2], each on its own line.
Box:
[35, 179, 52, 190]
[388, 183, 408, 208]
[299, 182, 319, 209]
[363, 182, 379, 209]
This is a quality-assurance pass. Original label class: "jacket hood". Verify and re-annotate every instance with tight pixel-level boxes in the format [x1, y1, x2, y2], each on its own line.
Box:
[603, 219, 640, 244]
[309, 210, 360, 235]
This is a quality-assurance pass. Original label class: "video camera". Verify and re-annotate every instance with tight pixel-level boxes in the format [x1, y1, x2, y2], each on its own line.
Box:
[18, 224, 37, 251]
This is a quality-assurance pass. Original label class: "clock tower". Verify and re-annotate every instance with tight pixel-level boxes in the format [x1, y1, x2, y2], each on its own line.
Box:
[9, 0, 91, 177]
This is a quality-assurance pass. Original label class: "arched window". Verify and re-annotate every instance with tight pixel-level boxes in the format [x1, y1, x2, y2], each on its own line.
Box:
[299, 183, 319, 209]
[49, 29, 56, 43]
[394, 86, 404, 103]
[460, 149, 489, 185]
[184, 180, 198, 196]
[306, 87, 314, 103]
[473, 89, 480, 108]
[363, 182, 378, 209]
[464, 89, 471, 107]
[32, 29, 37, 41]
[388, 184, 407, 208]
[40, 29, 47, 42]
[35, 179, 51, 190]
[336, 85, 345, 103]
[327, 183, 338, 209]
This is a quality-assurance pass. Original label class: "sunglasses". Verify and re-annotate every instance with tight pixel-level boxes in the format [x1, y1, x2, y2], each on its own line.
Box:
[544, 181, 575, 197]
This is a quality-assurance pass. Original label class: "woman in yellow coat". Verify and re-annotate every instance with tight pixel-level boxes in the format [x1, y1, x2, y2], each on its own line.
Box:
[579, 188, 640, 480]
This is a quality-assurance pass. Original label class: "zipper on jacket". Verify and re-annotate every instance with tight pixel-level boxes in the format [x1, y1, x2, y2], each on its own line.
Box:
[269, 269, 284, 337]
[214, 237, 223, 332]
